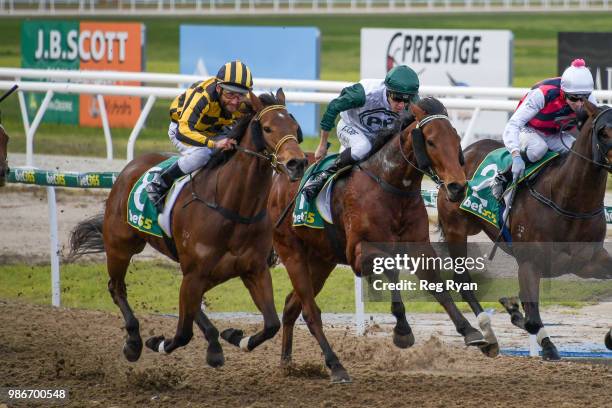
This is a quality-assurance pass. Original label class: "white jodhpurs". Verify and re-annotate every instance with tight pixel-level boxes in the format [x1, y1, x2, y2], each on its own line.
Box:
[168, 122, 220, 174]
[336, 119, 373, 161]
[518, 126, 575, 162]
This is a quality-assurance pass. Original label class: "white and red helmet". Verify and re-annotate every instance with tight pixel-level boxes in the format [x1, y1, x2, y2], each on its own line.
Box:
[561, 59, 594, 95]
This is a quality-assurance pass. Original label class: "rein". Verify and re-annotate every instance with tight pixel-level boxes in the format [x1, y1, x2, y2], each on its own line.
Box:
[185, 104, 298, 225]
[398, 114, 450, 187]
[527, 107, 611, 220]
[235, 105, 299, 174]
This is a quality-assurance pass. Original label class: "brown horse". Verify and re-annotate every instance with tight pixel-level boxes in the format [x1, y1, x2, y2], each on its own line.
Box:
[0, 122, 8, 187]
[437, 100, 612, 360]
[268, 97, 489, 383]
[69, 90, 307, 366]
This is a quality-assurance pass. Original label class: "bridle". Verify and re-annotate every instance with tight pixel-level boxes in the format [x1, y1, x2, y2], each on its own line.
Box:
[234, 105, 300, 173]
[560, 107, 612, 172]
[398, 114, 453, 187]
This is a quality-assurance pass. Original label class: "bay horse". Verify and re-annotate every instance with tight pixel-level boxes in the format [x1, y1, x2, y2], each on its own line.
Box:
[437, 100, 612, 360]
[268, 97, 490, 383]
[69, 90, 307, 366]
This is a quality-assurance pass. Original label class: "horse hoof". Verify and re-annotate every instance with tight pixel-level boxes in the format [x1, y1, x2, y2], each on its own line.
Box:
[206, 343, 225, 368]
[479, 342, 500, 358]
[605, 330, 612, 350]
[464, 330, 487, 347]
[221, 328, 244, 347]
[392, 330, 415, 349]
[123, 338, 143, 362]
[541, 338, 561, 361]
[330, 367, 352, 384]
[145, 335, 165, 352]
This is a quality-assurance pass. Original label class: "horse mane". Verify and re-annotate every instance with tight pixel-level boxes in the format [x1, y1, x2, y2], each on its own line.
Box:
[364, 96, 446, 162]
[205, 93, 281, 170]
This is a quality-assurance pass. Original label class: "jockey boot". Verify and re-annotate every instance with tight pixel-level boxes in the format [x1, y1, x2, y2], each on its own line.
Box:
[490, 166, 511, 202]
[146, 161, 186, 213]
[301, 148, 356, 201]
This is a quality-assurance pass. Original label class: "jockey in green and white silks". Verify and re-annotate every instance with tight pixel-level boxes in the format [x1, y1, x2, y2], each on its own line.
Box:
[301, 65, 420, 200]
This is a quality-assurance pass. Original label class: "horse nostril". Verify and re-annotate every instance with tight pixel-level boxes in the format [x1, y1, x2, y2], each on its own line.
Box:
[447, 182, 466, 198]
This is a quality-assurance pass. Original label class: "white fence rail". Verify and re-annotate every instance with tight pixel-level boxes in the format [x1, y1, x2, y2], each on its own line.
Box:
[2, 0, 611, 15]
[3, 67, 612, 168]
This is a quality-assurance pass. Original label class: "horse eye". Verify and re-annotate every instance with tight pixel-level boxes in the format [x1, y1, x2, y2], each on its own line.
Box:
[263, 126, 272, 133]
[426, 140, 435, 147]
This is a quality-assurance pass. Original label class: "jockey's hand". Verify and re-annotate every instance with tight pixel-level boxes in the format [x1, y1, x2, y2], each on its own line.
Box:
[314, 142, 328, 162]
[511, 155, 525, 181]
[215, 138, 236, 151]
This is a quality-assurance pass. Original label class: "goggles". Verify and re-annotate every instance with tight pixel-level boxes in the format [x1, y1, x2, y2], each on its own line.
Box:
[565, 93, 590, 102]
[387, 91, 416, 104]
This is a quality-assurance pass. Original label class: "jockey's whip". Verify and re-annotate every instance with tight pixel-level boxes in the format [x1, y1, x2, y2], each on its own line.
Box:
[0, 85, 18, 105]
[488, 184, 517, 260]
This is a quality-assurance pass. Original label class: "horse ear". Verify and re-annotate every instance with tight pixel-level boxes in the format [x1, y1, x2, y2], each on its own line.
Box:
[584, 100, 599, 118]
[249, 91, 263, 112]
[275, 88, 286, 105]
[410, 103, 426, 122]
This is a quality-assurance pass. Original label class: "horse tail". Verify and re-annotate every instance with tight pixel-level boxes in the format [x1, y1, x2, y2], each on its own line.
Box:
[67, 213, 105, 262]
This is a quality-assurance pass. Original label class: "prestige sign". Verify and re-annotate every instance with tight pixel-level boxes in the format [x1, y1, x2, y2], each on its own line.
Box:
[361, 28, 513, 137]
[22, 21, 145, 128]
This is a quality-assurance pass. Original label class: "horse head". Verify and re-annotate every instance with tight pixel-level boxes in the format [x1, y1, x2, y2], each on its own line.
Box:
[581, 100, 612, 171]
[0, 121, 9, 187]
[408, 97, 467, 202]
[247, 89, 307, 181]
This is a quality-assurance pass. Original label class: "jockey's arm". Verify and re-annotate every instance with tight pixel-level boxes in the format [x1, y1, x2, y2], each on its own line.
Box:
[320, 83, 367, 132]
[178, 94, 216, 149]
[502, 89, 545, 157]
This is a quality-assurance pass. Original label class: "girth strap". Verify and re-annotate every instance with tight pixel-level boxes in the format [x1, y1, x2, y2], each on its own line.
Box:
[203, 200, 268, 224]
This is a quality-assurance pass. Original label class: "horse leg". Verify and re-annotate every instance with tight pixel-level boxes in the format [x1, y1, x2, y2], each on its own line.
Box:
[195, 309, 224, 368]
[220, 267, 280, 352]
[446, 236, 499, 357]
[499, 296, 526, 329]
[146, 272, 205, 355]
[280, 257, 336, 366]
[280, 246, 350, 383]
[381, 267, 415, 349]
[414, 246, 486, 347]
[517, 261, 560, 361]
[107, 252, 143, 362]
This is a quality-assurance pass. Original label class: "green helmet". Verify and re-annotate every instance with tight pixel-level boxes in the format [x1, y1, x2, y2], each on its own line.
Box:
[384, 65, 419, 102]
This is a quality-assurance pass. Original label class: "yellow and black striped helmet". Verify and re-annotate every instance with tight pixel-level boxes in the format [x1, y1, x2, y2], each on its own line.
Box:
[216, 60, 253, 93]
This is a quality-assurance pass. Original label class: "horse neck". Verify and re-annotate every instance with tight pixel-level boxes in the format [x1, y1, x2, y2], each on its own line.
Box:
[363, 129, 423, 192]
[552, 127, 607, 211]
[200, 127, 273, 216]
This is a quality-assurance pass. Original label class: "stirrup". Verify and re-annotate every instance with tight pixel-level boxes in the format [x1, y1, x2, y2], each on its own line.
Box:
[145, 174, 169, 212]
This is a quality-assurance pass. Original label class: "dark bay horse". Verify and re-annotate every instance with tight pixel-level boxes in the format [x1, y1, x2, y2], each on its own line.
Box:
[437, 100, 612, 360]
[268, 98, 489, 383]
[70, 90, 307, 366]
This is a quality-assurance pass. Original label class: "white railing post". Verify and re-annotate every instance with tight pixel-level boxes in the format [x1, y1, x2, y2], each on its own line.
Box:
[47, 186, 61, 307]
[17, 88, 31, 138]
[354, 276, 365, 336]
[461, 107, 481, 148]
[127, 95, 156, 162]
[26, 90, 54, 167]
[96, 94, 114, 161]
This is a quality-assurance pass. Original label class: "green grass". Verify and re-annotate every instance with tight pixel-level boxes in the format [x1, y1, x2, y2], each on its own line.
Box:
[1, 261, 609, 315]
[2, 13, 612, 158]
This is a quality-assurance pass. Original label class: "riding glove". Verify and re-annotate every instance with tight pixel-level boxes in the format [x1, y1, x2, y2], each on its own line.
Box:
[511, 155, 525, 181]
